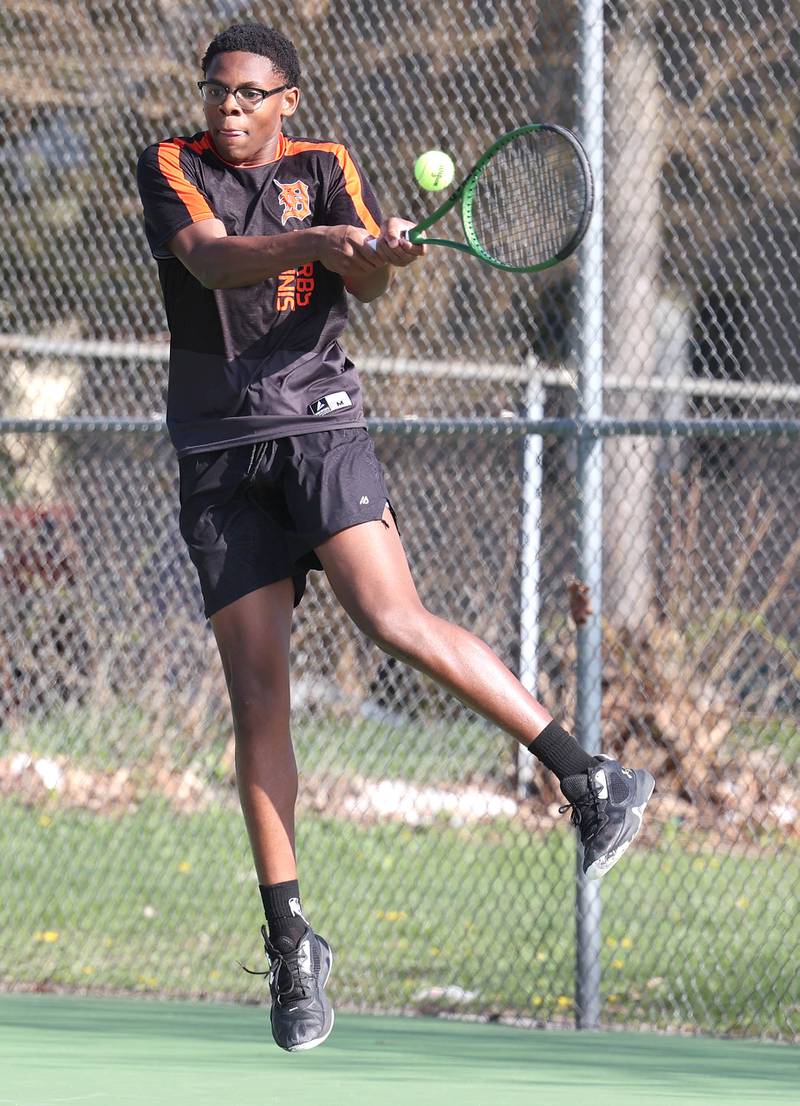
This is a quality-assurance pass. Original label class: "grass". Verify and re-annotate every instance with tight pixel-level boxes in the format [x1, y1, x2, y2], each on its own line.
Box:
[294, 711, 511, 785]
[0, 701, 512, 786]
[0, 796, 797, 1039]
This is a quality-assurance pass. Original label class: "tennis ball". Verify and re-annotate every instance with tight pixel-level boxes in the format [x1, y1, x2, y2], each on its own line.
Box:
[414, 150, 455, 192]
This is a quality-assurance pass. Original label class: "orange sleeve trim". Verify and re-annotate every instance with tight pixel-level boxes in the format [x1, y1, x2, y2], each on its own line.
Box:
[156, 139, 215, 223]
[188, 132, 214, 156]
[284, 140, 381, 236]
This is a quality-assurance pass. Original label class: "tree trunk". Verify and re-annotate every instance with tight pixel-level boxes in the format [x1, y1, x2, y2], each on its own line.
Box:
[603, 11, 665, 631]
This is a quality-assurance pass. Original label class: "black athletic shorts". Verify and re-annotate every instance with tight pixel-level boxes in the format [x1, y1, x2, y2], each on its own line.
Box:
[178, 427, 394, 617]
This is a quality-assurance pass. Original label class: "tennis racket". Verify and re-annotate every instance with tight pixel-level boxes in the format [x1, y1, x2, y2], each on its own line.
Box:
[371, 124, 594, 273]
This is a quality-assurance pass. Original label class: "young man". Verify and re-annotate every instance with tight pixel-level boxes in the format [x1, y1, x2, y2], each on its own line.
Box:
[137, 23, 655, 1053]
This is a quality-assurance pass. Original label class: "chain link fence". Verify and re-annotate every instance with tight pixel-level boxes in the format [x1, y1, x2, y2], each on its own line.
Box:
[1, 1, 798, 1040]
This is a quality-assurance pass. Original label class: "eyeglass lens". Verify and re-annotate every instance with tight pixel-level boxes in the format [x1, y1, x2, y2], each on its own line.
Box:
[200, 84, 266, 109]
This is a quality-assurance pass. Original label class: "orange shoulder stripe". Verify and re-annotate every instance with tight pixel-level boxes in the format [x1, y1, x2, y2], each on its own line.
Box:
[284, 140, 380, 236]
[156, 138, 215, 224]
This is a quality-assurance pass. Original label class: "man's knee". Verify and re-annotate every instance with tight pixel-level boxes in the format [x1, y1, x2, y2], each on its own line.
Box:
[355, 601, 431, 660]
[228, 674, 289, 727]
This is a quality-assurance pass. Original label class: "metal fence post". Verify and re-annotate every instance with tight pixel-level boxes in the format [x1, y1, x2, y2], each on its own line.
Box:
[575, 0, 605, 1030]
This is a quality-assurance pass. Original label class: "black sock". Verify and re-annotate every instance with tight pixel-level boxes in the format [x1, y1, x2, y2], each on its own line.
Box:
[527, 721, 596, 782]
[259, 880, 308, 948]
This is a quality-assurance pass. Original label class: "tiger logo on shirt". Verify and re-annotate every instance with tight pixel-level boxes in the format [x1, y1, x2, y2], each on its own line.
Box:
[274, 179, 312, 225]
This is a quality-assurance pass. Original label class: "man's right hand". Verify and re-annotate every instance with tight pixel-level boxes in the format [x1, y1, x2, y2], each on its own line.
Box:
[314, 225, 386, 281]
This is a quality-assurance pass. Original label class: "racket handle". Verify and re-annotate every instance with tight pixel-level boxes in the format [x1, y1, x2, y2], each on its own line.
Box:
[365, 229, 412, 251]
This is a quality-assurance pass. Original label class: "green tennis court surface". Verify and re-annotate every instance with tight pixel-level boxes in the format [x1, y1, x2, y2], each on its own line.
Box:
[0, 994, 795, 1106]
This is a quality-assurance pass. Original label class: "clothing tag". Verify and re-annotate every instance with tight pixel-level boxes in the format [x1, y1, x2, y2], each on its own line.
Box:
[307, 391, 353, 416]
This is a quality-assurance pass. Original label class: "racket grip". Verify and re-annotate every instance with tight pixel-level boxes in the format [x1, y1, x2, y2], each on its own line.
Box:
[365, 229, 412, 251]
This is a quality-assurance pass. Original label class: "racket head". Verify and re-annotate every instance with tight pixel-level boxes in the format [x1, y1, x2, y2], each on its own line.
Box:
[459, 124, 594, 273]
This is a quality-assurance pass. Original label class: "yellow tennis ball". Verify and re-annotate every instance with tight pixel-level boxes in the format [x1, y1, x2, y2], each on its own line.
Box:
[414, 150, 455, 192]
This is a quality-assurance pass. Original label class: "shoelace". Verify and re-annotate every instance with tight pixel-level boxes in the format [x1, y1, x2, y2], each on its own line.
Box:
[239, 944, 309, 1004]
[559, 773, 609, 842]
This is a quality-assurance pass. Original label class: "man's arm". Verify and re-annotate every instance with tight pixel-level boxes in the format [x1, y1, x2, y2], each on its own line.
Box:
[168, 219, 387, 290]
[168, 216, 424, 297]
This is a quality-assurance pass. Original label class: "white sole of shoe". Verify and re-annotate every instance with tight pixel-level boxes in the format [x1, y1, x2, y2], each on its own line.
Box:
[288, 1008, 335, 1052]
[585, 837, 633, 880]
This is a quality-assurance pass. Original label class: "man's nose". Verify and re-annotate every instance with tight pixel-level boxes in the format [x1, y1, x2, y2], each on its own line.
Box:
[219, 91, 242, 112]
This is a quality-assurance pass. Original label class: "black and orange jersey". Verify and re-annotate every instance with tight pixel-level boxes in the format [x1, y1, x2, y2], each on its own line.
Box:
[136, 131, 383, 456]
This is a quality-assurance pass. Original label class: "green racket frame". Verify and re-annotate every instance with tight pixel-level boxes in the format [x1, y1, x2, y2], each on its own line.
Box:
[406, 124, 594, 273]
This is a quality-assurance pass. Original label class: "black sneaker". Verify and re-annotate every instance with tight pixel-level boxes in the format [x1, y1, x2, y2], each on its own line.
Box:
[246, 925, 334, 1052]
[560, 755, 655, 880]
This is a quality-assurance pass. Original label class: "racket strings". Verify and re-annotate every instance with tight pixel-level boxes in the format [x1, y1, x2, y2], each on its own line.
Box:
[469, 130, 589, 269]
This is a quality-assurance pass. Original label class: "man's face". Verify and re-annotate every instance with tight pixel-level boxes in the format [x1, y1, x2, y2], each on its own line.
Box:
[203, 50, 299, 166]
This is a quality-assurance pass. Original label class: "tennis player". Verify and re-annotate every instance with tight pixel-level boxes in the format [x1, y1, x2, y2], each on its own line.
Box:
[137, 22, 655, 1052]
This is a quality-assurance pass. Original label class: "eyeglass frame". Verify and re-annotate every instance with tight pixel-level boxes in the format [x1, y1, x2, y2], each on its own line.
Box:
[197, 80, 289, 111]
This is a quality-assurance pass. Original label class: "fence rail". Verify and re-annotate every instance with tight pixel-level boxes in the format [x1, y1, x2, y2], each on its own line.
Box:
[2, 416, 799, 438]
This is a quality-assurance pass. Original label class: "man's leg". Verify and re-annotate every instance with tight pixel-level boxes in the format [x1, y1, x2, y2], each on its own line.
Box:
[316, 507, 561, 745]
[315, 507, 654, 878]
[211, 579, 333, 1051]
[211, 579, 297, 887]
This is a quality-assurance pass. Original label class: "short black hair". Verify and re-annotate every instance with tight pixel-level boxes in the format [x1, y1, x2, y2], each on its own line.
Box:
[201, 23, 301, 86]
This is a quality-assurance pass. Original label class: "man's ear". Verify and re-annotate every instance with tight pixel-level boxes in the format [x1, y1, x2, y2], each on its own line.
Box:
[281, 88, 300, 118]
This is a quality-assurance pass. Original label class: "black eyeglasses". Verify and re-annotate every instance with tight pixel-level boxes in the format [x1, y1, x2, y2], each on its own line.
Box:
[197, 80, 288, 111]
